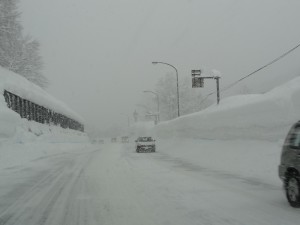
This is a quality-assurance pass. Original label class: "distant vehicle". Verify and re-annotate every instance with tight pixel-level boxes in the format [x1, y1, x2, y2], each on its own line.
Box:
[99, 139, 104, 144]
[279, 121, 300, 207]
[111, 137, 117, 143]
[121, 136, 129, 143]
[135, 136, 156, 153]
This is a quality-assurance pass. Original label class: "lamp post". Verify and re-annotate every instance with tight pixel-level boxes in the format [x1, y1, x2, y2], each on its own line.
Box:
[152, 61, 180, 117]
[143, 90, 160, 122]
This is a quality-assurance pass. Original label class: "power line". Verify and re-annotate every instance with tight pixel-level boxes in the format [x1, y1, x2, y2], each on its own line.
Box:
[200, 42, 300, 105]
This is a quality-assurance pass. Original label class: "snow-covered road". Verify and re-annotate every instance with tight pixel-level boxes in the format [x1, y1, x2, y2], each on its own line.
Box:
[0, 141, 299, 225]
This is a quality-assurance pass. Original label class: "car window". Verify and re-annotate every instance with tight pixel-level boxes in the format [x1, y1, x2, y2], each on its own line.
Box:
[288, 126, 300, 147]
[138, 137, 152, 142]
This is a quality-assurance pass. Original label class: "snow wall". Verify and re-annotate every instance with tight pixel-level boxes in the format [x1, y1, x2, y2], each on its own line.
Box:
[151, 76, 300, 141]
[0, 67, 88, 143]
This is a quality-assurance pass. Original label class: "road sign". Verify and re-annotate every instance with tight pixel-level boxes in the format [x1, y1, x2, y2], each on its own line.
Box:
[192, 69, 203, 88]
[192, 77, 204, 88]
[191, 68, 221, 104]
[191, 70, 201, 76]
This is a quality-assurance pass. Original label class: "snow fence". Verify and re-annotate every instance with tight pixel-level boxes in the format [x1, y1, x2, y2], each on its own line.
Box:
[0, 66, 87, 142]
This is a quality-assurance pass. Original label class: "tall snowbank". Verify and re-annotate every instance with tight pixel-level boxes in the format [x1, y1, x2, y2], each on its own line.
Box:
[0, 97, 19, 138]
[11, 119, 89, 144]
[0, 66, 87, 142]
[153, 76, 300, 141]
[0, 66, 83, 123]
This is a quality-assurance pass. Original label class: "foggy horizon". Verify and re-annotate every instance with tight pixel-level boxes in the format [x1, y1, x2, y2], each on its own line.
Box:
[20, 0, 300, 131]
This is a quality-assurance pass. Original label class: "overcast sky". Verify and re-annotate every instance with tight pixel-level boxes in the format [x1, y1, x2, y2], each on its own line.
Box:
[20, 0, 300, 131]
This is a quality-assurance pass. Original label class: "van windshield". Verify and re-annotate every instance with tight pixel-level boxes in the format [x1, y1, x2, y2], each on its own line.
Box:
[138, 137, 153, 142]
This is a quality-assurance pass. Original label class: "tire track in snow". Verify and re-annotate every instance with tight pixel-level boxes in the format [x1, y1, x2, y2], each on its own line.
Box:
[0, 149, 98, 225]
[151, 151, 279, 190]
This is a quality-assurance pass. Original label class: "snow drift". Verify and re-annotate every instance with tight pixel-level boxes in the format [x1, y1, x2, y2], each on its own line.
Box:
[153, 76, 300, 141]
[0, 66, 87, 142]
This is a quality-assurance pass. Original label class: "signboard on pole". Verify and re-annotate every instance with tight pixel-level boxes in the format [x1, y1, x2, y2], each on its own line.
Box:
[191, 70, 201, 76]
[191, 68, 221, 104]
[191, 69, 204, 88]
[192, 77, 204, 88]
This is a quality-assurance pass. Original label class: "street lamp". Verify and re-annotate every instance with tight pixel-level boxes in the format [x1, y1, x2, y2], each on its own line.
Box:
[152, 61, 180, 117]
[143, 90, 160, 122]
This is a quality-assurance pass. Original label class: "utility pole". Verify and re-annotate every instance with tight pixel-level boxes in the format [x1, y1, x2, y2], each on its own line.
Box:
[216, 76, 220, 104]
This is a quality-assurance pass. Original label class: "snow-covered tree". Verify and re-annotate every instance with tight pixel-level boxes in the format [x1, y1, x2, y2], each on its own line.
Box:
[155, 73, 178, 120]
[0, 0, 22, 67]
[14, 36, 48, 88]
[179, 76, 207, 115]
[0, 0, 20, 36]
[155, 74, 208, 121]
[0, 0, 48, 88]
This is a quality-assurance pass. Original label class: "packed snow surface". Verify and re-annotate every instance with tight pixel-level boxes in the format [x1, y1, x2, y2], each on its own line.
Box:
[0, 139, 299, 225]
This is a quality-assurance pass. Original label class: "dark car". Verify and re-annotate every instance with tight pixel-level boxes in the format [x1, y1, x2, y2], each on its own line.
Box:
[135, 137, 156, 153]
[279, 121, 300, 207]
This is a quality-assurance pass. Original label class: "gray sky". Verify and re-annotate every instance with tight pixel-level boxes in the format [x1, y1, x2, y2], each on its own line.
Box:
[20, 0, 300, 131]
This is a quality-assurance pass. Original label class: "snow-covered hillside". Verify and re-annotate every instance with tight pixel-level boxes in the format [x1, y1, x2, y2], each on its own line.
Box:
[0, 66, 90, 173]
[152, 76, 300, 141]
[0, 66, 86, 141]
